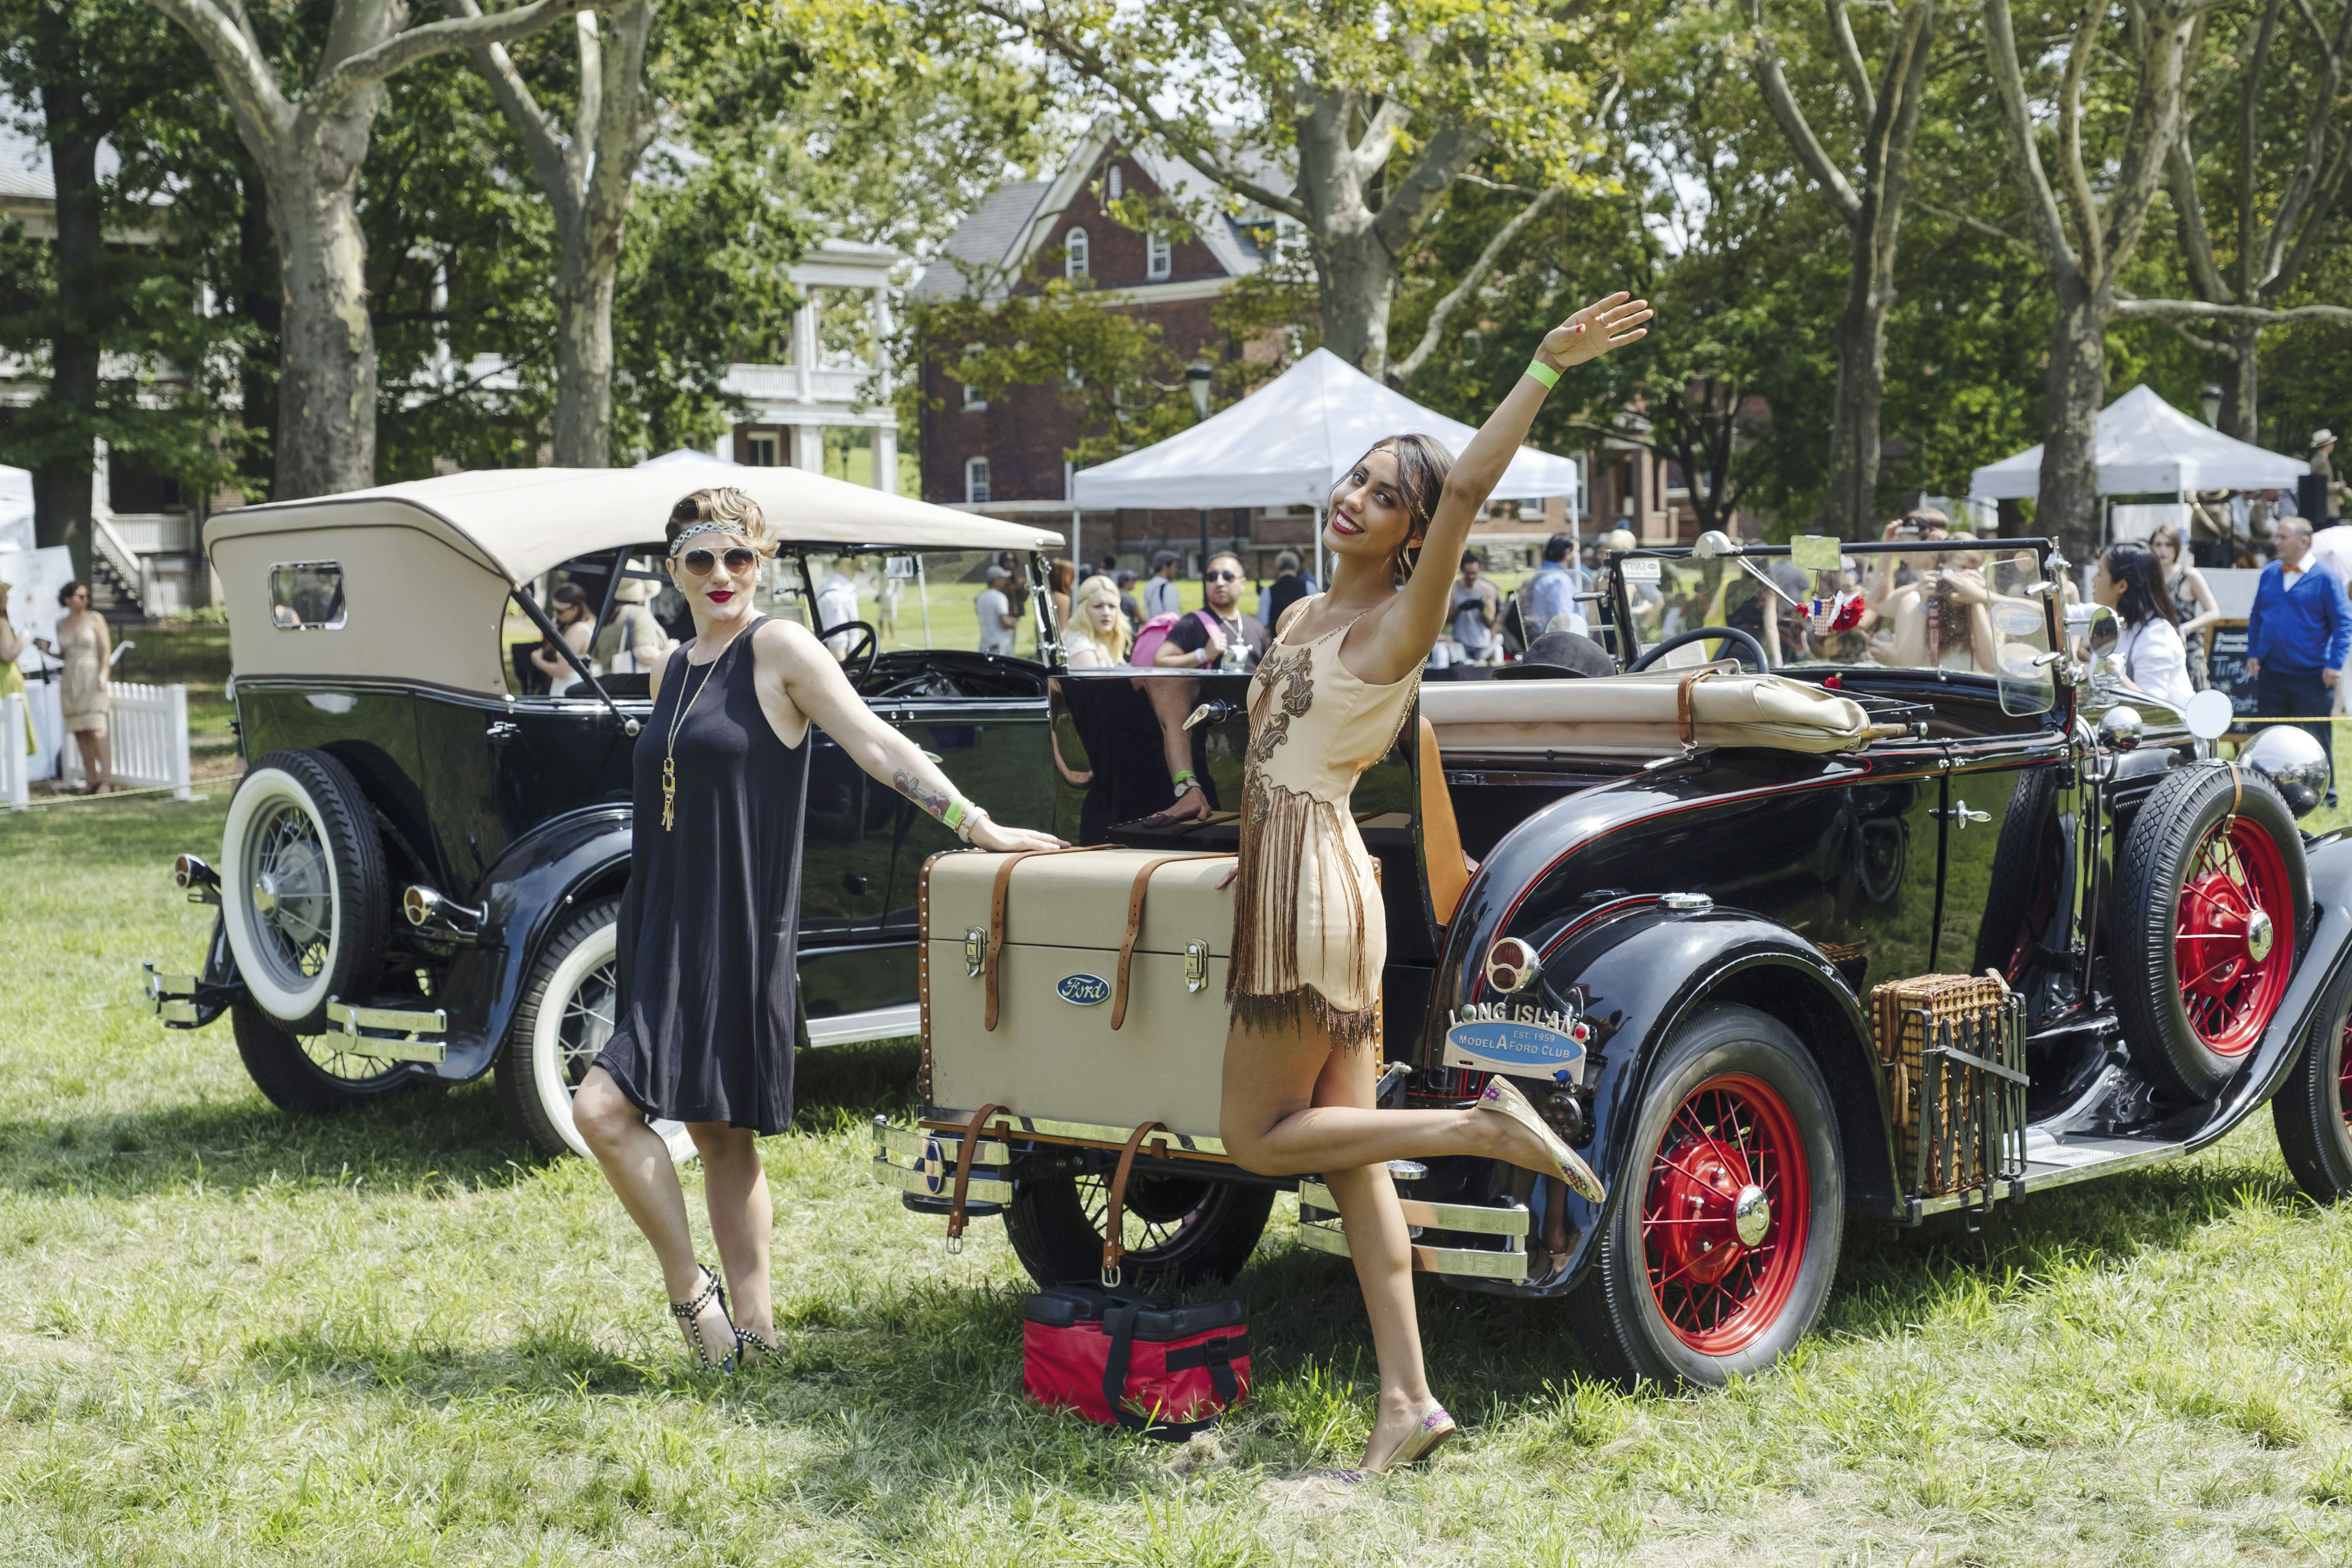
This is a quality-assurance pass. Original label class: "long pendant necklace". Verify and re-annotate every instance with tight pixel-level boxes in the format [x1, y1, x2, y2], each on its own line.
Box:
[660, 643, 727, 832]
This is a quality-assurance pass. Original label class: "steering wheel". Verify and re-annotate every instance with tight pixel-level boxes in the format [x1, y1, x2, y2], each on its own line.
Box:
[820, 620, 880, 689]
[1629, 625, 1769, 673]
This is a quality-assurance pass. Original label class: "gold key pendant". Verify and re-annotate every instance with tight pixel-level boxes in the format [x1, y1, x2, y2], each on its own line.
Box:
[662, 756, 677, 830]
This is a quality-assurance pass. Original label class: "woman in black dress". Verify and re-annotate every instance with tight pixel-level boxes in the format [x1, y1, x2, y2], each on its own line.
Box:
[574, 488, 1061, 1370]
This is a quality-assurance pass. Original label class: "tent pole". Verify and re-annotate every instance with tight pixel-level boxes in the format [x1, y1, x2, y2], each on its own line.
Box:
[1314, 505, 1326, 592]
[917, 552, 932, 646]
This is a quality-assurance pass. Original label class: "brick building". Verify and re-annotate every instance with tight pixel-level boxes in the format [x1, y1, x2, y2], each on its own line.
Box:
[910, 121, 1312, 576]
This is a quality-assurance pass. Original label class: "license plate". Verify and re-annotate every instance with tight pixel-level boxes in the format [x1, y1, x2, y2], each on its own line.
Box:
[1443, 1017, 1586, 1077]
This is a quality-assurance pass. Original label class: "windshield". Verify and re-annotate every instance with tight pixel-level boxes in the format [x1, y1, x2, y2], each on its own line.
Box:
[1612, 539, 2058, 714]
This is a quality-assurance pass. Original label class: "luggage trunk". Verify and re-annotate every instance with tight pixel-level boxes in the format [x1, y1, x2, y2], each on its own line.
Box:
[921, 848, 1242, 1140]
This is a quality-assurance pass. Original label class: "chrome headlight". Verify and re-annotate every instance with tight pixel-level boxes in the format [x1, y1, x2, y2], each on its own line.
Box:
[2243, 726, 2331, 818]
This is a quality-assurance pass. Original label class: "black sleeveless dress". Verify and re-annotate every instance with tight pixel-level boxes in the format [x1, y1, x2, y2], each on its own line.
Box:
[595, 617, 812, 1134]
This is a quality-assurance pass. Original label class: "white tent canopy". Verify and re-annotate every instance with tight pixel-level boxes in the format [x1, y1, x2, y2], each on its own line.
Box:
[1969, 383, 2307, 499]
[1070, 347, 1582, 512]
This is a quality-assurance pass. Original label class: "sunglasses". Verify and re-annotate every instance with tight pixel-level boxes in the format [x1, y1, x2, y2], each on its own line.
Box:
[673, 546, 760, 576]
[1205, 570, 1243, 582]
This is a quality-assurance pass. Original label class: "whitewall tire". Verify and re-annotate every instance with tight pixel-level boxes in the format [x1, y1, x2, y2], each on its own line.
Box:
[219, 750, 389, 1034]
[496, 899, 694, 1164]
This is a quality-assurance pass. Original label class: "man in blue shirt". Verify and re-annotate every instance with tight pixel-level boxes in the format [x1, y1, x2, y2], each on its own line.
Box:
[1526, 532, 1585, 635]
[2247, 517, 2352, 804]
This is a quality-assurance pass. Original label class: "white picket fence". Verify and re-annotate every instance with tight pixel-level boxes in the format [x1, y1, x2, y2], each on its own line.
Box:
[52, 680, 193, 801]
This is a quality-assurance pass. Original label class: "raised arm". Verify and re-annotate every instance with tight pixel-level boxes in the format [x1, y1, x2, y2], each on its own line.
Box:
[1362, 293, 1651, 677]
[760, 619, 1061, 852]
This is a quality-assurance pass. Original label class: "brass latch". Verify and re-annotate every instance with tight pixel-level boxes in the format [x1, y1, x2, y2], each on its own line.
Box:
[1185, 940, 1210, 993]
[965, 926, 987, 978]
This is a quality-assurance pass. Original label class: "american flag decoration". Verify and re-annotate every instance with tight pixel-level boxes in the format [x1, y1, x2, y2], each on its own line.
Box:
[1807, 591, 1865, 636]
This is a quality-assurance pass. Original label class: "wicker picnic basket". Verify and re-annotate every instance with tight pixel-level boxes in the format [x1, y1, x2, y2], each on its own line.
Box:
[1869, 972, 2027, 1199]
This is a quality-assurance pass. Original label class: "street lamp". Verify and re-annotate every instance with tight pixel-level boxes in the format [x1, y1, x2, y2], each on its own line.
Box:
[2201, 384, 2223, 427]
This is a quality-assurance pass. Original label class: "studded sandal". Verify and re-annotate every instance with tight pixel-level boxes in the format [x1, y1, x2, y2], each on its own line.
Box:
[735, 1324, 781, 1365]
[669, 1264, 738, 1373]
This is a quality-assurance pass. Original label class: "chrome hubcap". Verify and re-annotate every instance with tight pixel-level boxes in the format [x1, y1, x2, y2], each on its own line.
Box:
[1732, 1184, 1772, 1248]
[2247, 910, 2275, 963]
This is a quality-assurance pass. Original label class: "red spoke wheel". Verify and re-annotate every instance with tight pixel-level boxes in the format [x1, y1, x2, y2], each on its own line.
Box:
[2273, 970, 2352, 1203]
[1640, 1074, 1811, 1357]
[1571, 1006, 1843, 1387]
[2116, 764, 2309, 1101]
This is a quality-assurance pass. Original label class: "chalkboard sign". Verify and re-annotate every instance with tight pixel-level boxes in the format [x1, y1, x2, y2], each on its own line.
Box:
[2206, 620, 2257, 720]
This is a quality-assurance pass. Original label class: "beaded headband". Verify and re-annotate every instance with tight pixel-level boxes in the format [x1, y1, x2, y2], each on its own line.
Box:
[667, 519, 743, 556]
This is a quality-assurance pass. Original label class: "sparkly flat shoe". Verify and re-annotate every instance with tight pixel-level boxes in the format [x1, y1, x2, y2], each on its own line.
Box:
[669, 1264, 738, 1373]
[1479, 1076, 1607, 1202]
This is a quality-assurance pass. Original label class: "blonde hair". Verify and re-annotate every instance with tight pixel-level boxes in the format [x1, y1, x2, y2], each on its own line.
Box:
[666, 487, 775, 556]
[1069, 573, 1132, 662]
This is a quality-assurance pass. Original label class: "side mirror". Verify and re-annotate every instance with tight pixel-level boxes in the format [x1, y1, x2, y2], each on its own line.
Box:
[2062, 601, 2120, 656]
[1694, 529, 1740, 560]
[2184, 688, 2234, 742]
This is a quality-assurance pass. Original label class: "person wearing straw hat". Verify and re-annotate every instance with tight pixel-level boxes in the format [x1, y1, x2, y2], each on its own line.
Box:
[2316, 430, 2346, 520]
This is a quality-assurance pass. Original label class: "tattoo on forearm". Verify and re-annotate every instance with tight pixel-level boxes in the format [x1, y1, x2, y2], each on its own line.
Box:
[892, 767, 952, 820]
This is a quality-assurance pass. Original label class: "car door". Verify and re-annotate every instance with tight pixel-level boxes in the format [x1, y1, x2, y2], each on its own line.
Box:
[1934, 737, 2069, 978]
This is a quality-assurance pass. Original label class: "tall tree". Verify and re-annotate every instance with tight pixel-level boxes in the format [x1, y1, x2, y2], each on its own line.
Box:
[459, 0, 655, 467]
[0, 0, 239, 579]
[145, 0, 597, 497]
[2143, 0, 2352, 439]
[961, 0, 1611, 379]
[1752, 0, 1937, 538]
[1980, 0, 2204, 545]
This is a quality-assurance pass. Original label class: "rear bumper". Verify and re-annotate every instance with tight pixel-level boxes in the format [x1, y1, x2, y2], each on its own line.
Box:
[1296, 1180, 1533, 1282]
[323, 998, 449, 1063]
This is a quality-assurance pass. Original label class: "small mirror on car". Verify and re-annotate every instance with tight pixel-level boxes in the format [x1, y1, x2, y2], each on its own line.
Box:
[2185, 687, 2234, 742]
[2064, 601, 2121, 655]
[1694, 529, 1739, 560]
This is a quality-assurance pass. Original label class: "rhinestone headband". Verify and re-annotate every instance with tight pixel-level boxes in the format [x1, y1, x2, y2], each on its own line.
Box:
[668, 519, 741, 556]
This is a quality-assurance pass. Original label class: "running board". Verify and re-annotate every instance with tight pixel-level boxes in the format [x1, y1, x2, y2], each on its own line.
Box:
[1904, 1129, 2186, 1221]
[805, 1003, 921, 1048]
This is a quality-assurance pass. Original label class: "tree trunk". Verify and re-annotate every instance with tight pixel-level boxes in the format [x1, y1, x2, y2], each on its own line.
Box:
[2037, 269, 2109, 559]
[36, 116, 102, 584]
[1820, 237, 1892, 541]
[2215, 321, 2261, 443]
[237, 162, 281, 500]
[551, 244, 616, 466]
[268, 156, 378, 497]
[1316, 219, 1398, 377]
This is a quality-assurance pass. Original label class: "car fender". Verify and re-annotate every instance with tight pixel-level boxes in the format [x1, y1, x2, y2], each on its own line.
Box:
[1439, 900, 1899, 1298]
[427, 806, 632, 1080]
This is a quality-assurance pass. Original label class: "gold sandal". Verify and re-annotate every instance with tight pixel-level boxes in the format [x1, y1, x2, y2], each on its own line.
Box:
[1479, 1077, 1607, 1202]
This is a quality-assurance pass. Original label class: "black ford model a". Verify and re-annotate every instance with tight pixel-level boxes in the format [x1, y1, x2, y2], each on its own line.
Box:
[875, 532, 2352, 1386]
[145, 466, 1067, 1163]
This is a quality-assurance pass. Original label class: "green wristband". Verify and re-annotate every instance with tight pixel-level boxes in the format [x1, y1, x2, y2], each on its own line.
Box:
[1525, 359, 1561, 390]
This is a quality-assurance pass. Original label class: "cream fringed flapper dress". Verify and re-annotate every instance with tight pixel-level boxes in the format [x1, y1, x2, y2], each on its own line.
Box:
[1229, 597, 1422, 1047]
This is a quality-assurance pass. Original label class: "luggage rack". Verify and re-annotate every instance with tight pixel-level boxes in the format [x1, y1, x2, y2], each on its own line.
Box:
[1887, 990, 2030, 1221]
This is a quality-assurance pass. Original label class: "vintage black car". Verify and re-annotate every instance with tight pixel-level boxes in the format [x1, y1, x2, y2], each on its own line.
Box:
[145, 466, 1065, 1161]
[876, 533, 2352, 1387]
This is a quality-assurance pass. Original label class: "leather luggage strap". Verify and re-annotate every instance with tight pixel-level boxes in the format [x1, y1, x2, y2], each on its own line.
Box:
[1112, 853, 1237, 1030]
[1101, 1120, 1172, 1284]
[943, 1101, 1008, 1248]
[1676, 666, 1719, 750]
[987, 845, 1114, 1030]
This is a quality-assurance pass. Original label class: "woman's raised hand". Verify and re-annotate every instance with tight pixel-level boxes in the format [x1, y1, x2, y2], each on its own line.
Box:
[1537, 292, 1654, 371]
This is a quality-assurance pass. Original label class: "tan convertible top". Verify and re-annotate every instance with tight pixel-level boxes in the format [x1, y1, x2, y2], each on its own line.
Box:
[208, 466, 1064, 697]
[207, 464, 1063, 584]
[1421, 667, 1877, 756]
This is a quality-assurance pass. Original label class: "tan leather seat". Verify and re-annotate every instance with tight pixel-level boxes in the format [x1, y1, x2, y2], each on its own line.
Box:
[1417, 715, 1477, 926]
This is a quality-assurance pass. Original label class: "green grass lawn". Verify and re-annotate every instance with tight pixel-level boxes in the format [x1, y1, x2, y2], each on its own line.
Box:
[20, 782, 2352, 1560]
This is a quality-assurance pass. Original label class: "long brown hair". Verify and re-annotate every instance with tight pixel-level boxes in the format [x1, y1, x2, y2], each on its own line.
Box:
[1335, 434, 1453, 584]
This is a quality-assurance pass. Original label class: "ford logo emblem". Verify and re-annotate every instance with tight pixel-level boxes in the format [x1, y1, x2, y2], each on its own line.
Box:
[1057, 973, 1110, 1006]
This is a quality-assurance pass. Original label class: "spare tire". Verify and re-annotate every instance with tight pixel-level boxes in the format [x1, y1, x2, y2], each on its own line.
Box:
[219, 748, 391, 1034]
[2113, 763, 2308, 1101]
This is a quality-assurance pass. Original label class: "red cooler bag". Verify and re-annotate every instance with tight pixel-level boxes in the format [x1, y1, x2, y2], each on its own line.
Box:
[1022, 1285, 1250, 1439]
